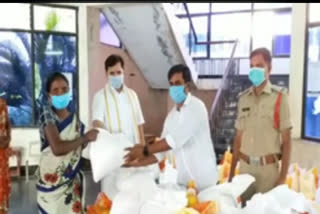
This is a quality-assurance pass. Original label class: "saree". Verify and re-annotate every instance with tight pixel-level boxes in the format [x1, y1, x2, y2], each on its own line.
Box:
[0, 99, 10, 214]
[36, 109, 85, 214]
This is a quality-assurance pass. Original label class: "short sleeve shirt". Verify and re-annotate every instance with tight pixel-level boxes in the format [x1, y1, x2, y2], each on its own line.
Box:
[235, 81, 292, 156]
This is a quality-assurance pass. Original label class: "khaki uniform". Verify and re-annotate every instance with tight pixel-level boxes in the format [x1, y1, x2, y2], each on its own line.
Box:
[234, 81, 292, 203]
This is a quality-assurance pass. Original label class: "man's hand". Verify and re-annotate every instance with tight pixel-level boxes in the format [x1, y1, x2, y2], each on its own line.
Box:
[122, 159, 143, 168]
[122, 154, 158, 168]
[124, 144, 144, 163]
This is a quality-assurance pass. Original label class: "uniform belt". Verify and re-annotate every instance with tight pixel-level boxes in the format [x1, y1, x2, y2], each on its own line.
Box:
[239, 152, 281, 166]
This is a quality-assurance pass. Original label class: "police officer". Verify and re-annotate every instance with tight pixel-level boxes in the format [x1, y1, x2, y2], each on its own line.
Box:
[229, 48, 292, 205]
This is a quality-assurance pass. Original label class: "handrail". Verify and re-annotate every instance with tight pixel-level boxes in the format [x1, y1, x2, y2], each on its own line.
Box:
[180, 2, 239, 126]
[210, 40, 238, 119]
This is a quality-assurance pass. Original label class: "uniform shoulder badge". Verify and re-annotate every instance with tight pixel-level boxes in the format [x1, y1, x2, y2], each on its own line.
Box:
[271, 85, 288, 94]
[238, 87, 251, 98]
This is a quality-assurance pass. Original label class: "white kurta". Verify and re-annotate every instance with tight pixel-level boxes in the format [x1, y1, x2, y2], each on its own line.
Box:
[156, 93, 218, 191]
[92, 84, 145, 199]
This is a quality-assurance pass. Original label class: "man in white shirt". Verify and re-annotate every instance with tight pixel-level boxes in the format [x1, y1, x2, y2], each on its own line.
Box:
[92, 54, 146, 198]
[123, 64, 218, 191]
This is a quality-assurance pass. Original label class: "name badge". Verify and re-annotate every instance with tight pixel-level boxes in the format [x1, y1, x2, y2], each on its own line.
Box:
[242, 107, 250, 112]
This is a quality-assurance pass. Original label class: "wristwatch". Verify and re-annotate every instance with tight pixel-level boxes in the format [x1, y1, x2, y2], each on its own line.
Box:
[143, 145, 149, 157]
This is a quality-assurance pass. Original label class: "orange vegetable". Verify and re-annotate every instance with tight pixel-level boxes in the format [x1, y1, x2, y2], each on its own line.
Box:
[96, 192, 112, 210]
[192, 201, 210, 212]
[159, 159, 166, 171]
[87, 205, 110, 214]
[192, 201, 219, 214]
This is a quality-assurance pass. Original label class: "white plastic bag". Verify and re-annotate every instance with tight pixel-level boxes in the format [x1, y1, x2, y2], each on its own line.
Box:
[116, 167, 158, 193]
[245, 193, 291, 214]
[158, 160, 178, 187]
[198, 174, 255, 207]
[139, 188, 187, 214]
[316, 187, 320, 204]
[245, 185, 317, 214]
[110, 190, 142, 214]
[110, 167, 159, 214]
[88, 128, 133, 182]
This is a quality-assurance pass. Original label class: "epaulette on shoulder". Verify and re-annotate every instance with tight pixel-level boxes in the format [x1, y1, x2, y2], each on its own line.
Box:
[271, 85, 288, 94]
[238, 88, 251, 98]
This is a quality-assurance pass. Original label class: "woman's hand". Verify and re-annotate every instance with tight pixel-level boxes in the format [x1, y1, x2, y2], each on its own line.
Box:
[83, 129, 99, 144]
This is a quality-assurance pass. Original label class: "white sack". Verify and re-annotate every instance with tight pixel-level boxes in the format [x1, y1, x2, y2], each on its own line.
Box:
[88, 128, 133, 183]
[198, 174, 255, 207]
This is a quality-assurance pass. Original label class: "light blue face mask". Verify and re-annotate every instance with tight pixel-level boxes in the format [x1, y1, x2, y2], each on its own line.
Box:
[51, 92, 71, 110]
[249, 67, 266, 87]
[169, 85, 187, 104]
[109, 74, 124, 89]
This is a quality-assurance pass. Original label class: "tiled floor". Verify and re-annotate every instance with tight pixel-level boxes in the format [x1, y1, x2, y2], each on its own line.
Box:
[9, 171, 100, 214]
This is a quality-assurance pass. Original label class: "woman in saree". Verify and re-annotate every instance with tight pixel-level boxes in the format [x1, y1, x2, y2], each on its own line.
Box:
[0, 98, 11, 214]
[36, 72, 99, 214]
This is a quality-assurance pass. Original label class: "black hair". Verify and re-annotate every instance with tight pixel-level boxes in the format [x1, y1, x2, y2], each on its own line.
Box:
[250, 47, 272, 69]
[167, 64, 192, 83]
[46, 72, 69, 93]
[104, 54, 124, 71]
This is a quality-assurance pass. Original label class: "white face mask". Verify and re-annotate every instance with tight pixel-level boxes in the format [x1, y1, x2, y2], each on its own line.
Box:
[109, 74, 124, 89]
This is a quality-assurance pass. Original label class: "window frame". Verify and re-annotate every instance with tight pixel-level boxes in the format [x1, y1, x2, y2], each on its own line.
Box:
[302, 4, 320, 142]
[174, 3, 292, 60]
[0, 3, 79, 128]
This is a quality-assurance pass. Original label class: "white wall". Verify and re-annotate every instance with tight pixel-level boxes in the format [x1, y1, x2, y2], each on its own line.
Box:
[289, 3, 307, 139]
[10, 5, 90, 167]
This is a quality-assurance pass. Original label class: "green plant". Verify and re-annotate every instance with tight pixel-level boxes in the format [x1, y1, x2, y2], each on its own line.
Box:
[45, 10, 59, 31]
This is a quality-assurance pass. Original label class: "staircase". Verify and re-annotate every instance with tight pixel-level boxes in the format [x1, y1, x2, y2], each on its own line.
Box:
[101, 3, 198, 89]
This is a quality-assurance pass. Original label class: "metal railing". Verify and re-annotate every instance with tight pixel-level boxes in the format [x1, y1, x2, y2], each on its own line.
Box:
[179, 3, 240, 143]
[209, 41, 239, 140]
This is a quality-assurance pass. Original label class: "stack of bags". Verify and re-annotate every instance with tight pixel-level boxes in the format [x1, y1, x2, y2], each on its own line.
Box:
[285, 163, 319, 201]
[218, 147, 240, 184]
[244, 184, 320, 214]
[87, 193, 112, 214]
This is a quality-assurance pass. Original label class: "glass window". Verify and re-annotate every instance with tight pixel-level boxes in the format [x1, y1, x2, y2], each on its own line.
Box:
[252, 11, 291, 54]
[34, 5, 76, 33]
[254, 3, 292, 10]
[210, 43, 234, 59]
[0, 31, 33, 126]
[190, 35, 207, 58]
[172, 3, 186, 15]
[304, 26, 320, 140]
[211, 3, 251, 12]
[187, 3, 210, 14]
[176, 17, 190, 51]
[0, 4, 30, 30]
[273, 35, 291, 56]
[309, 3, 320, 23]
[0, 4, 78, 127]
[100, 13, 121, 47]
[192, 16, 208, 42]
[34, 33, 77, 121]
[210, 13, 251, 58]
